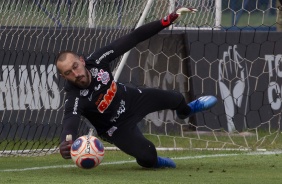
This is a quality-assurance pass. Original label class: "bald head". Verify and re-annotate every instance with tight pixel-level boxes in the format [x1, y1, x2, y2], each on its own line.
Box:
[56, 51, 91, 88]
[56, 51, 79, 73]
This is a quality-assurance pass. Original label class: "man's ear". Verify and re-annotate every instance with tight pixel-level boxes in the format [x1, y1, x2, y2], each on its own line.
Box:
[60, 73, 66, 79]
[79, 56, 85, 66]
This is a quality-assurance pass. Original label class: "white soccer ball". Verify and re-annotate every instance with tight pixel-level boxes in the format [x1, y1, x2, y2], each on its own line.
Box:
[70, 135, 105, 169]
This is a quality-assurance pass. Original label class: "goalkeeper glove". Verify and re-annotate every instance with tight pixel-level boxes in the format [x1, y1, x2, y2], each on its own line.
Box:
[59, 135, 73, 159]
[59, 140, 73, 159]
[161, 7, 198, 27]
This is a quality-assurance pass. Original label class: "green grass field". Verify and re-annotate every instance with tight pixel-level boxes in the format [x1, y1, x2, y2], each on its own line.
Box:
[1, 150, 282, 184]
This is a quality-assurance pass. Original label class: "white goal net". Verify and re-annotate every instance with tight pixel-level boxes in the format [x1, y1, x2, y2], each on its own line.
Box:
[0, 0, 281, 156]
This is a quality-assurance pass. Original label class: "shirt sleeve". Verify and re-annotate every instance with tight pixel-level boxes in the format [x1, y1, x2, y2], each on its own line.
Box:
[59, 96, 83, 143]
[60, 115, 81, 143]
[86, 20, 166, 64]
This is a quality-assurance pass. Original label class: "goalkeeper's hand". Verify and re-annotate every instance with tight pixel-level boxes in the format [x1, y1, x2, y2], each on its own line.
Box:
[59, 139, 73, 159]
[161, 7, 198, 27]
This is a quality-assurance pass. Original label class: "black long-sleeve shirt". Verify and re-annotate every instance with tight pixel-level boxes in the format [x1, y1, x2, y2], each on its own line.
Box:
[60, 20, 168, 142]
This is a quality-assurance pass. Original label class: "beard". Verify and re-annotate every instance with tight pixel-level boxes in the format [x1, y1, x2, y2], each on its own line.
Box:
[74, 68, 91, 88]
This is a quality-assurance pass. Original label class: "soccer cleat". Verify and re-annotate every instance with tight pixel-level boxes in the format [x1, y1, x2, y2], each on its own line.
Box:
[177, 95, 217, 119]
[188, 95, 217, 116]
[155, 156, 176, 168]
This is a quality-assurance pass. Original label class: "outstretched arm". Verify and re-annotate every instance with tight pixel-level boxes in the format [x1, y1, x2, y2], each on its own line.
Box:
[109, 20, 167, 57]
[87, 7, 197, 63]
[111, 7, 197, 57]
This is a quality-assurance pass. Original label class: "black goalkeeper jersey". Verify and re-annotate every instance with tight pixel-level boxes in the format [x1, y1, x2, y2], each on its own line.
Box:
[60, 20, 168, 142]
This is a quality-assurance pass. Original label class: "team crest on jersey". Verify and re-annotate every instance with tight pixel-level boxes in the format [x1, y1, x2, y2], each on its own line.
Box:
[90, 68, 98, 77]
[97, 69, 110, 85]
[80, 89, 89, 96]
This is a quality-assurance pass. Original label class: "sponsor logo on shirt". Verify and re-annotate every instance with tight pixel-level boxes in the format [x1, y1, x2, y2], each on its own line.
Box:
[88, 84, 102, 102]
[95, 93, 104, 105]
[80, 89, 89, 96]
[90, 68, 98, 77]
[106, 126, 117, 137]
[94, 84, 101, 91]
[97, 81, 117, 113]
[110, 100, 125, 122]
[95, 50, 114, 64]
[73, 97, 79, 114]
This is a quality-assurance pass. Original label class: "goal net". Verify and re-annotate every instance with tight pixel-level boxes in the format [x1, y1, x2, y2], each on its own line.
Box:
[0, 0, 281, 156]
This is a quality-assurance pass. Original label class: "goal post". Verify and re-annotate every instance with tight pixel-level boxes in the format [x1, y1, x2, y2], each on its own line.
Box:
[0, 0, 281, 156]
[115, 0, 223, 80]
[114, 0, 154, 80]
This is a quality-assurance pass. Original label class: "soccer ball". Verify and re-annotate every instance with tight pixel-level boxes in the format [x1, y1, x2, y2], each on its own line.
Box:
[70, 135, 105, 169]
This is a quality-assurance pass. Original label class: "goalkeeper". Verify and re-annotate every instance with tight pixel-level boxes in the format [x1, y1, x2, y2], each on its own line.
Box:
[57, 7, 217, 168]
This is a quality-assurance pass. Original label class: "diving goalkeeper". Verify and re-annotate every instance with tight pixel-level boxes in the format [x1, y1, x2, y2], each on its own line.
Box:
[57, 7, 217, 168]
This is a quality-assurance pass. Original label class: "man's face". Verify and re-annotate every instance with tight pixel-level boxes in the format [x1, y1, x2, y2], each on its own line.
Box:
[57, 53, 91, 88]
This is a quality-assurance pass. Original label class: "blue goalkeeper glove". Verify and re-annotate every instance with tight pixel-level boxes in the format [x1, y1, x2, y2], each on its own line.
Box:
[161, 7, 198, 27]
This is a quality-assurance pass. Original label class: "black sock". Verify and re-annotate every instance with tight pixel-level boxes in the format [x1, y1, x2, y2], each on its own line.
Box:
[175, 98, 191, 119]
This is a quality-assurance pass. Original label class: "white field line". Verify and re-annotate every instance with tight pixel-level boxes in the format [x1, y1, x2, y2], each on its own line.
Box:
[0, 147, 267, 156]
[1, 150, 282, 172]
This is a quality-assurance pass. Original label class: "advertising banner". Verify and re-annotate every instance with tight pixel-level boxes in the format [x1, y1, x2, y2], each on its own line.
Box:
[186, 31, 282, 131]
[1, 28, 282, 140]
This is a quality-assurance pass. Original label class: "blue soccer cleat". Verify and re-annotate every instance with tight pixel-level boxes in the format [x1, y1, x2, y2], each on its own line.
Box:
[155, 156, 176, 168]
[188, 95, 217, 116]
[177, 95, 217, 119]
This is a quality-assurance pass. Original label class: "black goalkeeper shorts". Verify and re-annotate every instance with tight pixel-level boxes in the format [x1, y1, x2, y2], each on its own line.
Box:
[99, 87, 187, 167]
